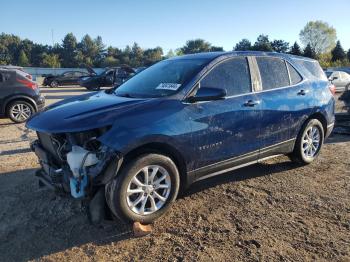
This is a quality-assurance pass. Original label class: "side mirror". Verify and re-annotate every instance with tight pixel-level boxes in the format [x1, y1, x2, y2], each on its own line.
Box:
[188, 87, 226, 103]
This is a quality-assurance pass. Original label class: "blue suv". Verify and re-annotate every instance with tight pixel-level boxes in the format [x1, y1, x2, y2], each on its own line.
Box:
[27, 51, 335, 223]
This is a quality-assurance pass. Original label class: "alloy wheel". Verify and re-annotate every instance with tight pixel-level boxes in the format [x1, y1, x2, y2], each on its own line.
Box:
[126, 165, 171, 215]
[302, 125, 321, 158]
[10, 103, 32, 122]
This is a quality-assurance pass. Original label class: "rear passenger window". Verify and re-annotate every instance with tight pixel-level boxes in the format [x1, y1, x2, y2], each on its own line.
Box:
[287, 63, 302, 85]
[256, 57, 290, 90]
[201, 57, 251, 96]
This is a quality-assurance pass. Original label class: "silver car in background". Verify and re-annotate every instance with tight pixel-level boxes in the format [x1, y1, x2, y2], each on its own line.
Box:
[325, 70, 350, 92]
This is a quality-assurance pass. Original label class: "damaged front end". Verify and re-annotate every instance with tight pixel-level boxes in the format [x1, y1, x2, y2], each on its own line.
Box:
[31, 127, 120, 199]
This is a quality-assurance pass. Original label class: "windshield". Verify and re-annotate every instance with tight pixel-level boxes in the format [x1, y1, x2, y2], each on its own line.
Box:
[114, 58, 209, 98]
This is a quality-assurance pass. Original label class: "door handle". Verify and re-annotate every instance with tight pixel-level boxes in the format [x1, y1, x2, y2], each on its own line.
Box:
[244, 100, 259, 107]
[297, 89, 307, 96]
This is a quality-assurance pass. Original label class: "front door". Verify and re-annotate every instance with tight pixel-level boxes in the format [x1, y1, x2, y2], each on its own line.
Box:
[187, 56, 261, 174]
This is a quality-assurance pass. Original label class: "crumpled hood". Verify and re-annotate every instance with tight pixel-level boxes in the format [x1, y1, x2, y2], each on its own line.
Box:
[26, 91, 149, 133]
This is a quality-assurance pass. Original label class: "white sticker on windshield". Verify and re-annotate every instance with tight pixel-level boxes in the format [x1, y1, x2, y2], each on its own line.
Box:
[156, 83, 181, 91]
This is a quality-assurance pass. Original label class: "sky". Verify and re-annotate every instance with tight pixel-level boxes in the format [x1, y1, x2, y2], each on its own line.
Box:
[1, 0, 350, 53]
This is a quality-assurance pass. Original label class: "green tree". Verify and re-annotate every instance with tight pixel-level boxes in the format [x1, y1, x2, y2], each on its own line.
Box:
[130, 42, 144, 67]
[0, 33, 21, 64]
[331, 40, 346, 62]
[61, 33, 78, 67]
[93, 36, 105, 66]
[18, 50, 29, 66]
[41, 53, 61, 68]
[210, 46, 224, 52]
[348, 49, 350, 62]
[252, 34, 273, 51]
[234, 39, 252, 51]
[303, 44, 316, 59]
[143, 47, 163, 66]
[78, 34, 103, 66]
[299, 20, 336, 55]
[271, 40, 289, 53]
[101, 56, 119, 67]
[290, 42, 302, 56]
[30, 43, 50, 66]
[180, 39, 212, 54]
[165, 49, 175, 58]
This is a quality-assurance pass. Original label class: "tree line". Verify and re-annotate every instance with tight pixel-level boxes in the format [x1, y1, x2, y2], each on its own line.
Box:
[1, 20, 349, 69]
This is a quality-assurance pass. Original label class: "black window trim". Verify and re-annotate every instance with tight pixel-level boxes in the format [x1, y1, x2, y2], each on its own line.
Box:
[253, 56, 306, 93]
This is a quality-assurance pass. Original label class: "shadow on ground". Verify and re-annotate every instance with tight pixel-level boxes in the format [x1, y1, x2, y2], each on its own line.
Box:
[0, 168, 133, 262]
[0, 158, 304, 261]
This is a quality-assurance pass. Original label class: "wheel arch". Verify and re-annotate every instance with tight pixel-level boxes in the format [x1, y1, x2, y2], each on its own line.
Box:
[305, 112, 327, 137]
[4, 96, 38, 114]
[120, 142, 188, 192]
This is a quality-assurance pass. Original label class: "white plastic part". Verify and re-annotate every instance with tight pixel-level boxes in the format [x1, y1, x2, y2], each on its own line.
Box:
[66, 146, 99, 178]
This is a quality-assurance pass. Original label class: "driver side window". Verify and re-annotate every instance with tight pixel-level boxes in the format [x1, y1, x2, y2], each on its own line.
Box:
[200, 57, 251, 96]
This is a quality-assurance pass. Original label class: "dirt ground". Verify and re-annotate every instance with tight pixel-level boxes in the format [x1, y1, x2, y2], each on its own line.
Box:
[0, 88, 349, 261]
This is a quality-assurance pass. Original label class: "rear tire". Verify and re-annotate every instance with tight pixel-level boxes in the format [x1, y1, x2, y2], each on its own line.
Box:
[289, 118, 324, 164]
[105, 154, 180, 224]
[7, 100, 35, 123]
[50, 80, 58, 88]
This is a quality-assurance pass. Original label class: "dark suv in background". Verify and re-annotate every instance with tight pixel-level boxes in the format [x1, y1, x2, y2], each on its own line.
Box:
[0, 68, 45, 123]
[79, 66, 136, 90]
[27, 51, 334, 223]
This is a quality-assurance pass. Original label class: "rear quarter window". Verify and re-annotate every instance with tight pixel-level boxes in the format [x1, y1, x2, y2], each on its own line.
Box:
[256, 57, 290, 90]
[287, 62, 303, 85]
[293, 59, 327, 81]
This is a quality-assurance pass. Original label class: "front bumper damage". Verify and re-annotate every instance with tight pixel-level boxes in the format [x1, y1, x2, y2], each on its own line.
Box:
[31, 134, 121, 199]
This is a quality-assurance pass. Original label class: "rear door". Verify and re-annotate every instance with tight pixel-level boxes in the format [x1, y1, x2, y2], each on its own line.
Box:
[253, 56, 305, 157]
[187, 56, 261, 172]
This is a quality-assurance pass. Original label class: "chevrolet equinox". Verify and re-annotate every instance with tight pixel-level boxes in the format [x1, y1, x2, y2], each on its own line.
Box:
[27, 51, 335, 223]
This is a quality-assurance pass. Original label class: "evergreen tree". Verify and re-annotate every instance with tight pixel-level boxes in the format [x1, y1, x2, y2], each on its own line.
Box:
[290, 42, 302, 56]
[61, 33, 78, 67]
[271, 40, 289, 53]
[331, 40, 346, 62]
[252, 35, 273, 51]
[348, 49, 350, 62]
[303, 44, 316, 59]
[180, 39, 212, 54]
[18, 50, 29, 66]
[234, 39, 251, 51]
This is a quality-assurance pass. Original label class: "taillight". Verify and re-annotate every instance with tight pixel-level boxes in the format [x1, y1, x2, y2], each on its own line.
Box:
[17, 78, 38, 90]
[329, 84, 336, 96]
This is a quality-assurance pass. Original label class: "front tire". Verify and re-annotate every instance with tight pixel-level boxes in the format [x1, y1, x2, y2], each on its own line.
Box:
[105, 154, 180, 224]
[7, 100, 35, 123]
[289, 119, 324, 164]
